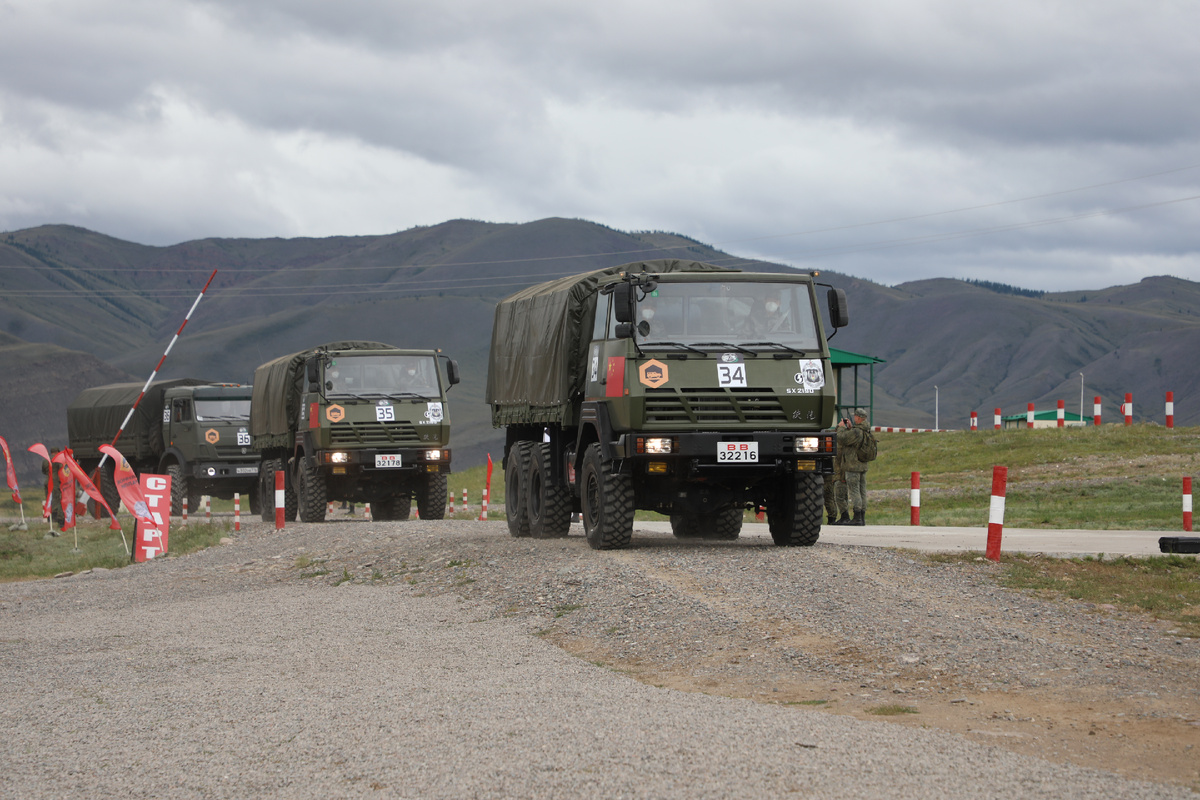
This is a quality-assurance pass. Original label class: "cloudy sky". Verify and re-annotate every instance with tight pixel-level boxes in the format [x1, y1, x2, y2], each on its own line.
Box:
[1, 0, 1198, 291]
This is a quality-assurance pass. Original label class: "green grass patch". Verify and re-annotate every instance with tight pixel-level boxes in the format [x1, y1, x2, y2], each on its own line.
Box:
[867, 704, 919, 716]
[0, 518, 231, 581]
[554, 603, 584, 618]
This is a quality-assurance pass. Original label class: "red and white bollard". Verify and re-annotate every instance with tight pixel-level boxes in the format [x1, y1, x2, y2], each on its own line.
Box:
[449, 491, 455, 514]
[234, 492, 241, 532]
[1027, 403, 1035, 429]
[478, 453, 493, 521]
[274, 469, 285, 530]
[1057, 399, 1065, 428]
[970, 412, 978, 431]
[462, 488, 468, 513]
[364, 502, 372, 521]
[986, 465, 1008, 562]
[910, 472, 920, 526]
[1185, 477, 1193, 533]
[1166, 392, 1175, 429]
[479, 487, 489, 521]
[994, 408, 1001, 430]
[205, 495, 212, 522]
[1094, 396, 1102, 426]
[182, 496, 189, 524]
[1124, 393, 1133, 426]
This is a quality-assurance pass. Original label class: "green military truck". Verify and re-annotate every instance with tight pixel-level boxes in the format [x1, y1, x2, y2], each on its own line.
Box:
[487, 259, 848, 550]
[250, 341, 460, 522]
[67, 379, 261, 516]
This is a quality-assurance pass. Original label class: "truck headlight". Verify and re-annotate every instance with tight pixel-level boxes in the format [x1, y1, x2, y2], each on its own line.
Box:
[326, 451, 349, 464]
[794, 437, 820, 453]
[636, 437, 675, 454]
[426, 449, 442, 461]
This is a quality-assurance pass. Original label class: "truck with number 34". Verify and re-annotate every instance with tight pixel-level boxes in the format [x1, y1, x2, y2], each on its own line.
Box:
[487, 259, 849, 550]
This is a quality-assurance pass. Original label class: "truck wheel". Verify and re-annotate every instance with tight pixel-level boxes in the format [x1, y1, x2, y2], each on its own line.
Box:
[97, 460, 121, 519]
[247, 485, 262, 516]
[581, 443, 633, 550]
[528, 444, 571, 538]
[709, 506, 744, 540]
[168, 463, 187, 516]
[416, 472, 448, 520]
[259, 458, 297, 522]
[505, 441, 533, 538]
[298, 459, 327, 523]
[768, 472, 822, 547]
[669, 513, 703, 538]
[374, 490, 411, 521]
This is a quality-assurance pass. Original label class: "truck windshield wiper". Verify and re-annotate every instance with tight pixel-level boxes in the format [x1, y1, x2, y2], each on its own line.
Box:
[364, 392, 433, 401]
[639, 341, 708, 356]
[690, 342, 758, 356]
[740, 342, 809, 355]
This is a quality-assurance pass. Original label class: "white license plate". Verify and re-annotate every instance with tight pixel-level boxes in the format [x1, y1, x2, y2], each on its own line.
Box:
[375, 454, 403, 468]
[235, 466, 259, 475]
[717, 442, 758, 463]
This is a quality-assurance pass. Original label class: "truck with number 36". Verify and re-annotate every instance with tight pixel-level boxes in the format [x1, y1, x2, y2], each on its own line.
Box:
[487, 259, 848, 549]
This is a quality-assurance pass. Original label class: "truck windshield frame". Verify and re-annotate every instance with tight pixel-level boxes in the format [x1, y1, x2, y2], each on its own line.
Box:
[623, 280, 820, 351]
[194, 398, 251, 421]
[325, 354, 441, 398]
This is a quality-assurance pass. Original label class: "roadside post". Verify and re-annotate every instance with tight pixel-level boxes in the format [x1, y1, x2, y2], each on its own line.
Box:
[1027, 403, 1035, 429]
[994, 408, 1001, 430]
[1185, 477, 1193, 533]
[970, 412, 977, 431]
[986, 466, 1008, 562]
[910, 472, 920, 526]
[274, 469, 285, 530]
[1166, 392, 1175, 429]
[1094, 397, 1102, 426]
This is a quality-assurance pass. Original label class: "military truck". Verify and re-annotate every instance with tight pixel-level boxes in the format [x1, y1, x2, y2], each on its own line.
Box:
[250, 341, 459, 522]
[487, 259, 848, 550]
[67, 380, 262, 516]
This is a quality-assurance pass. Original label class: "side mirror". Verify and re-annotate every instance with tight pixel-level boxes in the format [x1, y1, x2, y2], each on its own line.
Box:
[614, 322, 633, 339]
[613, 283, 633, 324]
[827, 288, 849, 329]
[306, 358, 321, 385]
[445, 359, 461, 387]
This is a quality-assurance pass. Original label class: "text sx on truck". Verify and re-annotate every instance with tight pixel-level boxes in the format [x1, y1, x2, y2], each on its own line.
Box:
[489, 259, 849, 550]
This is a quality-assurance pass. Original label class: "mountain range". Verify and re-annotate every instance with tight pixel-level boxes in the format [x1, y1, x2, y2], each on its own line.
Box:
[2, 218, 1197, 484]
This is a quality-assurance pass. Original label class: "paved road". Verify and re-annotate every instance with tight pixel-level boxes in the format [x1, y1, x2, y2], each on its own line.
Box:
[635, 521, 1191, 557]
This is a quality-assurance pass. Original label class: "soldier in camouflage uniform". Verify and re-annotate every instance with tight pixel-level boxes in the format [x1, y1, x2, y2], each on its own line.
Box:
[835, 408, 873, 526]
[822, 432, 849, 525]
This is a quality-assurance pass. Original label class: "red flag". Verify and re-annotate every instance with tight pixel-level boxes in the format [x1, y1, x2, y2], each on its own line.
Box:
[28, 444, 53, 520]
[99, 445, 155, 527]
[54, 450, 118, 525]
[57, 460, 76, 530]
[0, 436, 20, 505]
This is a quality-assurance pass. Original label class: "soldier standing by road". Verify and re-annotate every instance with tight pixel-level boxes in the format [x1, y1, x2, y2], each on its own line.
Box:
[836, 408, 876, 525]
[823, 436, 849, 526]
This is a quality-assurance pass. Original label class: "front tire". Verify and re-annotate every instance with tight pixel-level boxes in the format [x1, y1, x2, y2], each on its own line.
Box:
[416, 472, 448, 520]
[298, 458, 327, 522]
[374, 490, 412, 521]
[581, 443, 634, 550]
[768, 472, 823, 547]
[528, 444, 571, 538]
[505, 442, 533, 538]
[168, 463, 187, 517]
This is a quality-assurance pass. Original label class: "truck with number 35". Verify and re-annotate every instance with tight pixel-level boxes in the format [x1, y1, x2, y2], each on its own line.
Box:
[250, 341, 459, 522]
[487, 259, 848, 549]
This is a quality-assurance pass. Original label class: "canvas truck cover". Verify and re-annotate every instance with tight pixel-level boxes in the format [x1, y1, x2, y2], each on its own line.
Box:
[250, 341, 397, 442]
[486, 259, 732, 421]
[67, 378, 209, 461]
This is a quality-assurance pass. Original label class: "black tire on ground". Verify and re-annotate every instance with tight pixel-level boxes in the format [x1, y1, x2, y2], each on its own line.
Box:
[669, 513, 704, 538]
[768, 472, 823, 547]
[581, 442, 634, 550]
[248, 484, 262, 516]
[505, 441, 533, 538]
[709, 506, 744, 540]
[283, 459, 299, 522]
[168, 463, 185, 516]
[416, 471, 448, 520]
[258, 460, 274, 522]
[298, 458, 327, 522]
[528, 443, 572, 538]
[374, 490, 412, 521]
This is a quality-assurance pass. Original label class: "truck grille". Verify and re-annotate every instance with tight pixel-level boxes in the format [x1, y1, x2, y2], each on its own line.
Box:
[645, 387, 788, 424]
[213, 443, 255, 459]
[329, 421, 421, 445]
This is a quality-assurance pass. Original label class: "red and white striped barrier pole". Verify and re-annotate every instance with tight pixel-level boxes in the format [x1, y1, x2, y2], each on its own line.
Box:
[1026, 403, 1035, 429]
[1166, 392, 1174, 429]
[478, 453, 493, 521]
[365, 502, 372, 521]
[970, 412, 978, 431]
[182, 496, 189, 524]
[274, 469, 285, 530]
[234, 493, 241, 532]
[462, 487, 468, 513]
[1185, 477, 1193, 533]
[1124, 393, 1133, 426]
[448, 490, 455, 514]
[910, 472, 920, 526]
[205, 495, 212, 522]
[986, 466, 1008, 562]
[1056, 400, 1065, 428]
[1094, 396, 1102, 426]
[994, 408, 1001, 430]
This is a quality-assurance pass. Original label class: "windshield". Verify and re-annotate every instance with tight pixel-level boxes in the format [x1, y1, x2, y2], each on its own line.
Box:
[326, 355, 441, 397]
[630, 281, 819, 350]
[194, 399, 251, 421]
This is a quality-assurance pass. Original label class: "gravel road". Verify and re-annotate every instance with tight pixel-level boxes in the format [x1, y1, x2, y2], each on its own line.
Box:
[2, 516, 1197, 798]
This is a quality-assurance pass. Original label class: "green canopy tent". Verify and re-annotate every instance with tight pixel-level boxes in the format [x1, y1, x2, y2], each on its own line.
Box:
[830, 347, 885, 425]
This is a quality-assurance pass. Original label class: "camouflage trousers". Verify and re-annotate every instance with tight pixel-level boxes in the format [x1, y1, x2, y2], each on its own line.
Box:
[823, 474, 848, 518]
[845, 471, 868, 512]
